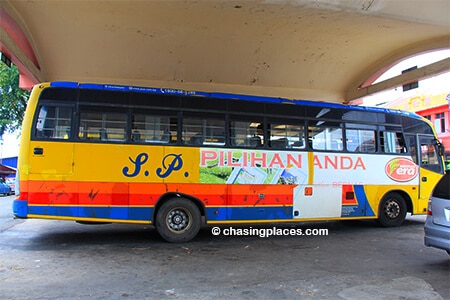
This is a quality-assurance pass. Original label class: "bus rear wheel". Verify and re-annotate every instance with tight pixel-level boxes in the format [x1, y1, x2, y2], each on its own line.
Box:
[377, 193, 407, 227]
[155, 198, 201, 243]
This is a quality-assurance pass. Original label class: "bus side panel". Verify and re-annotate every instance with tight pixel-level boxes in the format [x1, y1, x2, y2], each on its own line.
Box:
[225, 184, 294, 221]
[27, 141, 74, 175]
[308, 153, 423, 219]
[363, 184, 419, 216]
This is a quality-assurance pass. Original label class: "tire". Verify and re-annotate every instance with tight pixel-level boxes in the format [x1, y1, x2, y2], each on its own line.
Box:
[155, 198, 201, 243]
[377, 193, 407, 227]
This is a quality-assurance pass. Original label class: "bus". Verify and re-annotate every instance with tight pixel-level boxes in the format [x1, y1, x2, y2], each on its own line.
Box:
[13, 82, 445, 242]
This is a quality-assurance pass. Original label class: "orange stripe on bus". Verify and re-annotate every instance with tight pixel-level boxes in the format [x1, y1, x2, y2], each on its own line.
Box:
[21, 180, 296, 206]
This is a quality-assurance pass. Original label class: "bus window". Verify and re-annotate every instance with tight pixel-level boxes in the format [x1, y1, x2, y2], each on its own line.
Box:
[346, 128, 376, 153]
[230, 120, 264, 148]
[420, 135, 442, 173]
[182, 118, 225, 146]
[405, 134, 418, 164]
[269, 123, 305, 149]
[78, 109, 127, 142]
[308, 122, 343, 151]
[131, 114, 176, 144]
[380, 131, 406, 153]
[34, 105, 72, 139]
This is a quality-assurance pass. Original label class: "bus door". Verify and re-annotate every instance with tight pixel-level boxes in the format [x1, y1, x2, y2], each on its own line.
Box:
[29, 105, 74, 176]
[27, 104, 75, 215]
[418, 135, 444, 202]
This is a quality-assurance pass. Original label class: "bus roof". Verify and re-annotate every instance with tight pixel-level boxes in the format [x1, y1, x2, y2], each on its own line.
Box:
[48, 81, 420, 119]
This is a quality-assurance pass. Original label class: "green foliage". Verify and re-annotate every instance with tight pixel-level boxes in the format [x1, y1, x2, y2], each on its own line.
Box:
[0, 62, 29, 136]
[199, 165, 233, 184]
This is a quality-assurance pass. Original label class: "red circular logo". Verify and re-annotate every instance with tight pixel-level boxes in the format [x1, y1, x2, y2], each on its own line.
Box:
[385, 158, 418, 182]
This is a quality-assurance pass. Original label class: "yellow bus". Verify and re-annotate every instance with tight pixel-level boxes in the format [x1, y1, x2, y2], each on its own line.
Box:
[13, 82, 445, 242]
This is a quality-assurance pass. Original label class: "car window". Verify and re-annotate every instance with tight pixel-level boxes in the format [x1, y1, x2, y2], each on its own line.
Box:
[432, 173, 450, 199]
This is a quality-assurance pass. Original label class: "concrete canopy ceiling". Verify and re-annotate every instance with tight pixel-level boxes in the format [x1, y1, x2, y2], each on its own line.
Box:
[1, 0, 449, 103]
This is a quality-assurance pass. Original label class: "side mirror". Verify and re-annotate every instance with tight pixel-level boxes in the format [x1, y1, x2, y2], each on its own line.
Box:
[437, 140, 445, 157]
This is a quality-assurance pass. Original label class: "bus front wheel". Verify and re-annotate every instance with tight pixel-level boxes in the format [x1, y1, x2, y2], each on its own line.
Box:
[377, 193, 407, 227]
[155, 198, 201, 243]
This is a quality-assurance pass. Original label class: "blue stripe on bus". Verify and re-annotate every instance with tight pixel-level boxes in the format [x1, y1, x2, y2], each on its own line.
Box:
[201, 92, 284, 103]
[27, 205, 292, 222]
[50, 81, 79, 88]
[28, 205, 153, 222]
[80, 83, 109, 90]
[129, 86, 164, 94]
[353, 185, 375, 217]
[206, 206, 292, 221]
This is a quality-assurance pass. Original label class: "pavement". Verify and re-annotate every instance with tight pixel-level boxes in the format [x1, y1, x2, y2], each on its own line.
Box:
[0, 194, 449, 299]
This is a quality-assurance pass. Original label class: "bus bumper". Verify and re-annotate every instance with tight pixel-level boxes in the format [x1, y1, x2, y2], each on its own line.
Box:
[13, 199, 28, 218]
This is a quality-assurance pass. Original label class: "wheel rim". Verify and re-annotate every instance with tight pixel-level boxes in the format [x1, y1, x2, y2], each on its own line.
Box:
[384, 199, 400, 219]
[166, 208, 191, 234]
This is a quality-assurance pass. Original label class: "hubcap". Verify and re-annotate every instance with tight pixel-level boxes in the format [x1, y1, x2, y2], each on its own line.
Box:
[167, 208, 190, 232]
[385, 200, 400, 219]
